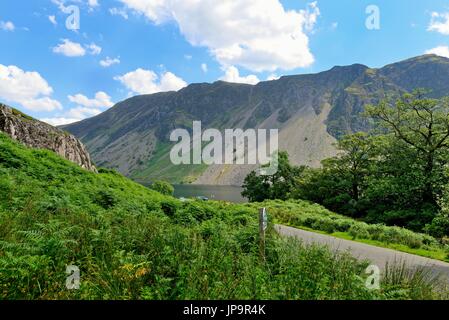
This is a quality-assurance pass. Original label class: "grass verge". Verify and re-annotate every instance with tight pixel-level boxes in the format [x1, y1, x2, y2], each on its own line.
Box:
[248, 200, 449, 263]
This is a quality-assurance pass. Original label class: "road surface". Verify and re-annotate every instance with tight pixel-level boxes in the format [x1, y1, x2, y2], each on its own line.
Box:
[276, 224, 449, 279]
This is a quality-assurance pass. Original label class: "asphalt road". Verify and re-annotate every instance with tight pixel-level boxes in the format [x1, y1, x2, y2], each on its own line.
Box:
[275, 224, 449, 279]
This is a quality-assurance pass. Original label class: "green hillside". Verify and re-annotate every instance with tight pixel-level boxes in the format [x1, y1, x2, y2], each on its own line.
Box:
[0, 132, 447, 300]
[130, 142, 208, 184]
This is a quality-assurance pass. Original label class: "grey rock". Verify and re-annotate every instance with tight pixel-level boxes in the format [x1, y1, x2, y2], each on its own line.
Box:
[0, 104, 97, 173]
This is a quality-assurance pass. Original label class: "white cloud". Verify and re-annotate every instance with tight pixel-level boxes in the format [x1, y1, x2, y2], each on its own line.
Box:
[53, 39, 86, 57]
[201, 63, 208, 73]
[267, 74, 280, 81]
[43, 106, 103, 126]
[114, 68, 187, 95]
[100, 56, 121, 67]
[51, 0, 68, 12]
[0, 21, 15, 31]
[68, 91, 114, 108]
[88, 0, 99, 8]
[86, 43, 102, 55]
[428, 12, 449, 35]
[109, 7, 129, 19]
[0, 64, 62, 112]
[20, 97, 63, 111]
[220, 66, 260, 85]
[52, 39, 102, 57]
[48, 15, 57, 25]
[425, 46, 449, 58]
[119, 0, 320, 72]
[41, 117, 81, 126]
[42, 90, 113, 126]
[52, 0, 98, 12]
[66, 106, 102, 119]
[184, 55, 192, 60]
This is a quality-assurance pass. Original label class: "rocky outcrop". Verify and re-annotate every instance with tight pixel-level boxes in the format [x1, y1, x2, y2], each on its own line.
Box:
[0, 104, 97, 172]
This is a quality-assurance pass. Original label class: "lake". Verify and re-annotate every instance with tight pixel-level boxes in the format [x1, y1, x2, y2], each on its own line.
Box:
[174, 185, 247, 203]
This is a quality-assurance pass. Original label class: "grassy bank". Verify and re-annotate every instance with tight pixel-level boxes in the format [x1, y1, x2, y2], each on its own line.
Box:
[0, 132, 447, 300]
[251, 200, 449, 262]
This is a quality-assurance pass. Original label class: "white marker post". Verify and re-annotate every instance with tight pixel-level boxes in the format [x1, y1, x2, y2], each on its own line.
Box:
[259, 208, 268, 260]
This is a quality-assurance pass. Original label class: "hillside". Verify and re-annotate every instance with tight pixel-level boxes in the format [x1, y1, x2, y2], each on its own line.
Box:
[1, 131, 447, 299]
[63, 54, 449, 185]
[1, 103, 96, 172]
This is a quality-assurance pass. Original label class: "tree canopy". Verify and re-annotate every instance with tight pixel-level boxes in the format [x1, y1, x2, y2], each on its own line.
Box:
[242, 151, 304, 202]
[242, 90, 449, 236]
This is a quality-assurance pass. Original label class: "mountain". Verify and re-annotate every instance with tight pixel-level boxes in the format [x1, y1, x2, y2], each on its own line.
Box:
[63, 54, 449, 185]
[0, 103, 96, 172]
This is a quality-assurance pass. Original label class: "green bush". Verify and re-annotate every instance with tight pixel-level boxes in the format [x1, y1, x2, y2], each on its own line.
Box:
[366, 224, 386, 241]
[334, 219, 354, 232]
[311, 218, 336, 234]
[94, 189, 118, 209]
[160, 199, 181, 218]
[150, 180, 174, 196]
[349, 223, 370, 240]
[258, 200, 442, 252]
[425, 211, 449, 238]
[180, 202, 214, 223]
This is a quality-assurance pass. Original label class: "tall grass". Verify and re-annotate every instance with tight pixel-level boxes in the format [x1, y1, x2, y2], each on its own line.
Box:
[382, 261, 449, 300]
[0, 132, 447, 300]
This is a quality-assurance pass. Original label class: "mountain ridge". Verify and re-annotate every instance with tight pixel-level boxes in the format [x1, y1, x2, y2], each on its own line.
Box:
[62, 54, 449, 185]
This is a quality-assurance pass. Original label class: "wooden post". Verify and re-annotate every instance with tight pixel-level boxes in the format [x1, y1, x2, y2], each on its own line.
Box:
[259, 208, 267, 261]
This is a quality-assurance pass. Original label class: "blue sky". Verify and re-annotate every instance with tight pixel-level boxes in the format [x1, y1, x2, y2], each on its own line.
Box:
[1, 0, 449, 125]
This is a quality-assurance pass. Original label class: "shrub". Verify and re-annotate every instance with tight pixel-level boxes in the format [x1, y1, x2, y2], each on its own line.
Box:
[199, 220, 224, 239]
[348, 223, 370, 240]
[94, 189, 118, 209]
[334, 219, 354, 232]
[425, 211, 449, 239]
[151, 180, 174, 196]
[183, 202, 214, 222]
[265, 200, 441, 252]
[378, 227, 402, 244]
[98, 167, 121, 175]
[366, 224, 386, 241]
[160, 199, 181, 218]
[311, 218, 336, 234]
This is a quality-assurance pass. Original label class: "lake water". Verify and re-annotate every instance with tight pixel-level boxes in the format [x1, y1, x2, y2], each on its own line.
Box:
[174, 185, 247, 203]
